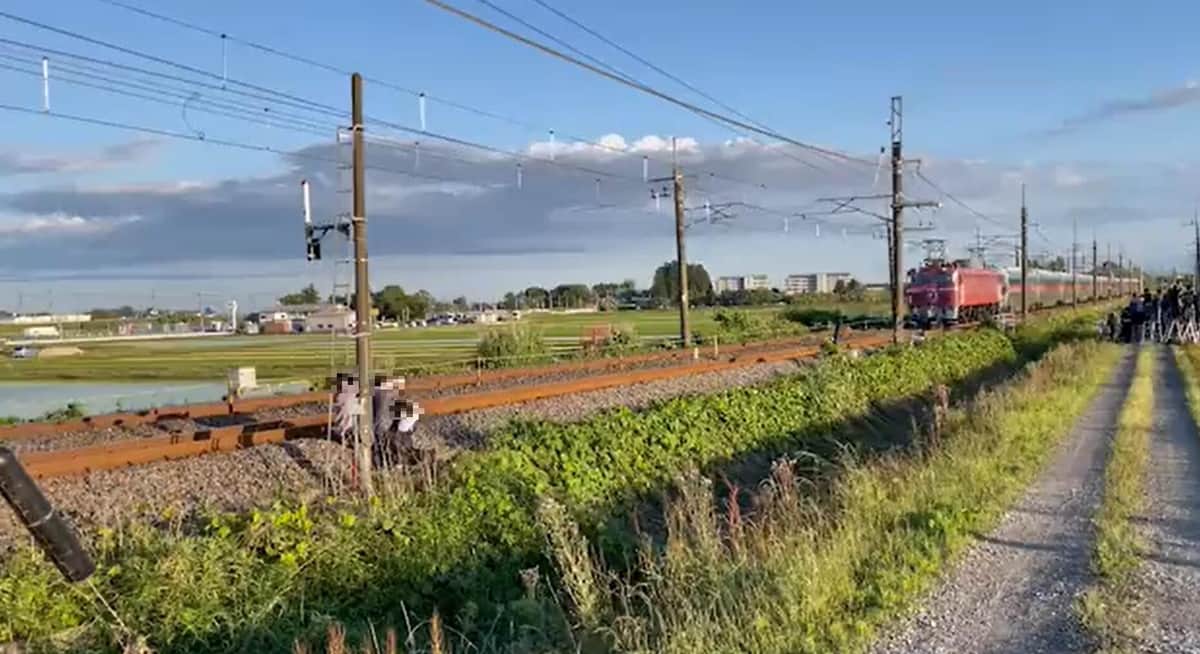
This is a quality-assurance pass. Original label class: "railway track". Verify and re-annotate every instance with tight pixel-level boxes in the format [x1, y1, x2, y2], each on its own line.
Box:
[13, 332, 893, 479]
[0, 333, 821, 442]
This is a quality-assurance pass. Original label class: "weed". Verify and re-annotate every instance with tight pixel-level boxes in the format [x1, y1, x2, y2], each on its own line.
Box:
[1078, 346, 1154, 652]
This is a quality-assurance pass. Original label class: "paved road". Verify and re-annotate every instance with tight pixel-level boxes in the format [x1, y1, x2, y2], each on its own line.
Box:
[870, 348, 1136, 654]
[1131, 347, 1200, 653]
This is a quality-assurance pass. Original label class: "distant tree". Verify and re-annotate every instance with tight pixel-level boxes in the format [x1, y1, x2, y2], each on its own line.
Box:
[832, 279, 848, 295]
[551, 284, 595, 309]
[452, 296, 469, 311]
[523, 287, 549, 309]
[501, 292, 519, 311]
[651, 261, 713, 306]
[278, 284, 321, 306]
[89, 305, 139, 319]
[372, 285, 430, 321]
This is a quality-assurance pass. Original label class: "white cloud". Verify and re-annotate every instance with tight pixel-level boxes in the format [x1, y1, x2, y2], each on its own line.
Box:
[0, 212, 141, 237]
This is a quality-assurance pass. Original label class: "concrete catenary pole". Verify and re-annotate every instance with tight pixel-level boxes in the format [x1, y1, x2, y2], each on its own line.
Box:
[1020, 184, 1028, 321]
[1193, 208, 1199, 290]
[672, 138, 691, 347]
[1092, 236, 1098, 302]
[889, 96, 904, 344]
[350, 73, 375, 495]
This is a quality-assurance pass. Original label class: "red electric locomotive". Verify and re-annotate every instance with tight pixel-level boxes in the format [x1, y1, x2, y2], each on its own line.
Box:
[905, 259, 1006, 327]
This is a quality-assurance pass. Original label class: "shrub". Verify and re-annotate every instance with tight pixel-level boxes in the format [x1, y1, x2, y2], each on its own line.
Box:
[713, 309, 803, 343]
[475, 325, 549, 368]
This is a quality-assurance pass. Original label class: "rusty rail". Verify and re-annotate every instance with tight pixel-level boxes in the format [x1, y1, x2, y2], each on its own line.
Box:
[0, 334, 820, 441]
[20, 333, 892, 479]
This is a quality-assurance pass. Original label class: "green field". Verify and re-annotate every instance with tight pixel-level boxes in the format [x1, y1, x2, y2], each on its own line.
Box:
[0, 303, 888, 383]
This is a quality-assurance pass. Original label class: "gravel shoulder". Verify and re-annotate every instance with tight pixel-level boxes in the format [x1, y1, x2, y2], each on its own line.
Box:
[1129, 347, 1200, 653]
[870, 346, 1136, 654]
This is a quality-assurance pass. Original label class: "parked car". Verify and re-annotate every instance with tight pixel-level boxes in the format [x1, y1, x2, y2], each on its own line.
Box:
[11, 346, 37, 359]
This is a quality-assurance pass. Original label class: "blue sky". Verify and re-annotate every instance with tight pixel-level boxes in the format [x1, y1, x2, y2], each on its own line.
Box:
[1, 0, 1198, 311]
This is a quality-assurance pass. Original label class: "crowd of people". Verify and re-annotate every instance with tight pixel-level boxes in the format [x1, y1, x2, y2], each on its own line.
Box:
[331, 373, 425, 467]
[1106, 283, 1200, 343]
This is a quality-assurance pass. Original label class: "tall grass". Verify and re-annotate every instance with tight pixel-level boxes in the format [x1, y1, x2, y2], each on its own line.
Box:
[475, 325, 550, 368]
[1077, 346, 1154, 652]
[542, 342, 1122, 653]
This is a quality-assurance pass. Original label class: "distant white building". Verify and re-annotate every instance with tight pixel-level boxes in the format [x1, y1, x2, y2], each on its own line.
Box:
[305, 306, 356, 334]
[2, 313, 92, 325]
[784, 272, 854, 295]
[716, 274, 770, 293]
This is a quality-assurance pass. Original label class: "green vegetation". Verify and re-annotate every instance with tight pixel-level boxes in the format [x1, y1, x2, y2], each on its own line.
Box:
[1, 324, 1057, 653]
[0, 304, 886, 383]
[0, 402, 86, 426]
[474, 325, 550, 368]
[1078, 347, 1154, 653]
[711, 308, 806, 343]
[583, 340, 1122, 653]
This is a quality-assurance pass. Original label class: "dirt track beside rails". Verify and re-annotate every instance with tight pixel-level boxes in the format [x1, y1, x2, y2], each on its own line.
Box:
[870, 347, 1136, 654]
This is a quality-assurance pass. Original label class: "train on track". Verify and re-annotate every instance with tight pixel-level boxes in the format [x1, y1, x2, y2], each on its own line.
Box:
[905, 258, 1139, 327]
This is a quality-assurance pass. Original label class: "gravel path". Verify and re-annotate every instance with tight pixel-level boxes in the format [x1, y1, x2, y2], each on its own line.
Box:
[870, 347, 1136, 654]
[1129, 347, 1200, 653]
[0, 355, 817, 548]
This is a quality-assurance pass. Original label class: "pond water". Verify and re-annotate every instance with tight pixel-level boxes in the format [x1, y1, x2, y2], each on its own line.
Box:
[0, 381, 307, 420]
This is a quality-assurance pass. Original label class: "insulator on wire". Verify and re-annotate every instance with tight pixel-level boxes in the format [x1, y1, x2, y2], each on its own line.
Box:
[642, 155, 649, 182]
[549, 129, 556, 161]
[418, 92, 427, 131]
[220, 34, 228, 90]
[516, 163, 523, 189]
[705, 200, 712, 222]
[41, 57, 49, 112]
[816, 223, 821, 238]
[413, 141, 421, 170]
[594, 178, 600, 203]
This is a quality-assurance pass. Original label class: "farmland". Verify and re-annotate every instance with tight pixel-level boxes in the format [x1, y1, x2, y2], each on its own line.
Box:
[0, 301, 887, 383]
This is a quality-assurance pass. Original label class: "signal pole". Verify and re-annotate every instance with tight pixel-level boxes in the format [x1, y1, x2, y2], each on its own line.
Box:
[1071, 217, 1078, 308]
[1020, 184, 1028, 321]
[1092, 236, 1098, 301]
[887, 96, 940, 344]
[350, 73, 375, 496]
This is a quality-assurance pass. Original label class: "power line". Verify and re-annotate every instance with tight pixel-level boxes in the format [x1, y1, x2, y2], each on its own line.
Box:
[526, 0, 861, 174]
[0, 102, 460, 184]
[423, 0, 877, 168]
[85, 0, 780, 192]
[913, 169, 1009, 231]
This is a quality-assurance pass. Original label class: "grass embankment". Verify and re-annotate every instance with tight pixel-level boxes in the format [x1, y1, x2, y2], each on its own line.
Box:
[1077, 347, 1154, 652]
[552, 341, 1123, 653]
[0, 312, 1099, 653]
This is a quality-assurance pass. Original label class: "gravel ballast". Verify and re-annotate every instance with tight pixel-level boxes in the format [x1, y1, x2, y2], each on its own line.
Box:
[1129, 347, 1200, 654]
[870, 347, 1136, 654]
[0, 355, 815, 547]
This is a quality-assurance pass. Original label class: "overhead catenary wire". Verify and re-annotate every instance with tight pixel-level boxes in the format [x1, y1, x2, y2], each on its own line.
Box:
[84, 0, 779, 192]
[524, 0, 869, 175]
[423, 0, 877, 169]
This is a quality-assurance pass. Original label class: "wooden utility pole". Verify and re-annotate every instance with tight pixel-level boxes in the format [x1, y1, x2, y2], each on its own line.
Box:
[350, 72, 375, 495]
[889, 97, 904, 344]
[1020, 185, 1028, 321]
[885, 97, 939, 343]
[1192, 209, 1199, 290]
[1071, 217, 1078, 308]
[673, 159, 690, 347]
[650, 138, 691, 348]
[1107, 242, 1113, 297]
[1092, 236, 1098, 301]
[1118, 251, 1125, 296]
